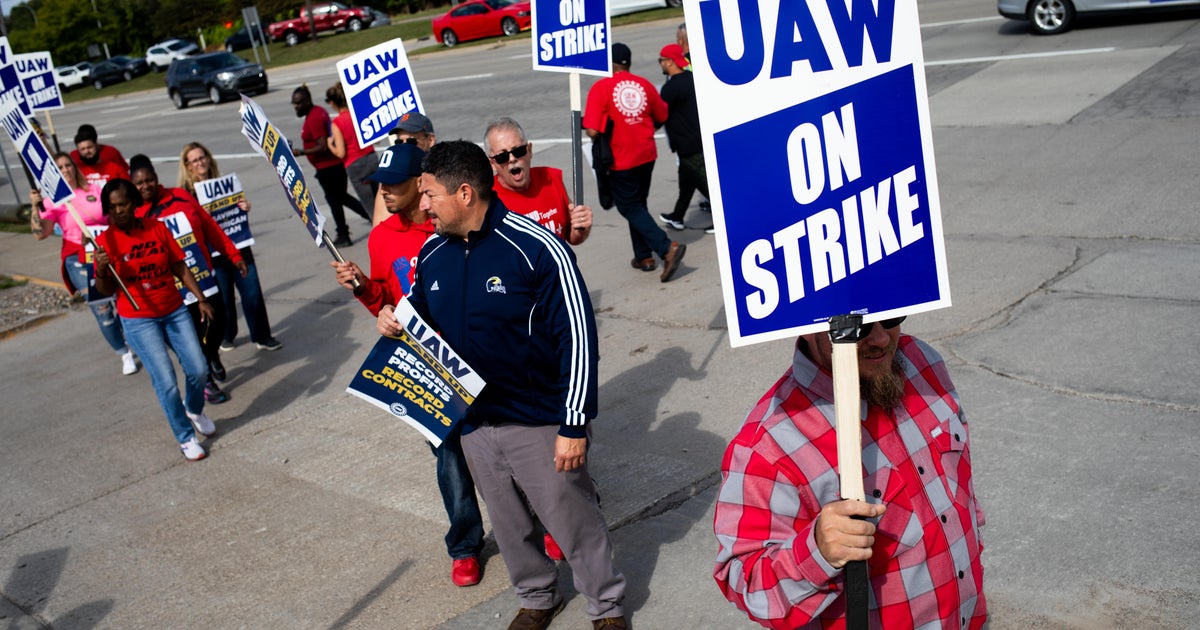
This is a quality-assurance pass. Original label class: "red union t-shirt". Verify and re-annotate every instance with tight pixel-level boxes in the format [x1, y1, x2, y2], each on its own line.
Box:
[333, 110, 376, 165]
[99, 219, 186, 319]
[583, 71, 668, 171]
[302, 106, 342, 170]
[494, 167, 571, 240]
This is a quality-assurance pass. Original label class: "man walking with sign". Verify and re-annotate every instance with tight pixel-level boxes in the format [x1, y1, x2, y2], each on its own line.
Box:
[712, 318, 987, 628]
[583, 43, 686, 282]
[388, 141, 627, 630]
[334, 142, 487, 587]
[291, 85, 370, 247]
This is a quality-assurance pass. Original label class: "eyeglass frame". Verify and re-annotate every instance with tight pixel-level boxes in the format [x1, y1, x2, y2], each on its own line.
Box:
[858, 316, 906, 338]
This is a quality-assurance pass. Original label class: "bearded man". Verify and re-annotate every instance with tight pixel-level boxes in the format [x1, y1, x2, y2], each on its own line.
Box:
[713, 317, 988, 629]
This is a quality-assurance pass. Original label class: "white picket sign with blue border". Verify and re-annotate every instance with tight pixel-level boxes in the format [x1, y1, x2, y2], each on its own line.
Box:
[0, 40, 71, 205]
[531, 0, 611, 76]
[14, 52, 63, 111]
[336, 39, 424, 148]
[685, 0, 951, 347]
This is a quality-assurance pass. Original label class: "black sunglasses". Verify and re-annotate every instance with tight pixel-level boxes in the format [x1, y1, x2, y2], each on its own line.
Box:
[490, 144, 529, 164]
[395, 137, 419, 145]
[859, 316, 906, 338]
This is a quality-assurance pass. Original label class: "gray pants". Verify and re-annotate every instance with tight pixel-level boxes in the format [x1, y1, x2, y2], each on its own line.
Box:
[460, 423, 625, 619]
[346, 153, 379, 214]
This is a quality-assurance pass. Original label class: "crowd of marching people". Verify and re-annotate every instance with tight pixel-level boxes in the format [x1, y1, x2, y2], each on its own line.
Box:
[25, 31, 986, 630]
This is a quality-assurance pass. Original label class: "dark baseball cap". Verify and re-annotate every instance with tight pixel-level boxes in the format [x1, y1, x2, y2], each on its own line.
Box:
[367, 143, 425, 185]
[392, 111, 434, 134]
[612, 43, 632, 66]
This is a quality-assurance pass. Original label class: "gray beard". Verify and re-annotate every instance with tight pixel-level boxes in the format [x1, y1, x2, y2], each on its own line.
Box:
[862, 355, 905, 409]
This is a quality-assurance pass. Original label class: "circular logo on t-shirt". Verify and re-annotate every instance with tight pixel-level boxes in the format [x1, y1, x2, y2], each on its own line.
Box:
[612, 80, 648, 118]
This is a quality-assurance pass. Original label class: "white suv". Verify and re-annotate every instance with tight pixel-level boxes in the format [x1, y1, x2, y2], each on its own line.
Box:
[54, 65, 86, 90]
[145, 39, 198, 71]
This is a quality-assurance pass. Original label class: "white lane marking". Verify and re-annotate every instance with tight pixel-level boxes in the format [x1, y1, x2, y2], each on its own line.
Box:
[926, 47, 1117, 66]
[423, 73, 493, 84]
[921, 16, 1005, 28]
[100, 105, 139, 114]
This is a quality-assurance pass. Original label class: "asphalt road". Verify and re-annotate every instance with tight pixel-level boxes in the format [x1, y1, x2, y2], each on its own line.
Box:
[1, 6, 1199, 629]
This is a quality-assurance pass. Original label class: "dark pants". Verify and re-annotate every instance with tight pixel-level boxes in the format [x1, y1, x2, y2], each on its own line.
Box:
[315, 164, 371, 237]
[428, 432, 485, 560]
[213, 249, 273, 345]
[610, 161, 671, 261]
[664, 152, 710, 222]
[187, 291, 226, 369]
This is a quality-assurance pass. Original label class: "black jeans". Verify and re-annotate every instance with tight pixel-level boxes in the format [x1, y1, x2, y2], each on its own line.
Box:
[315, 164, 370, 236]
[610, 161, 671, 261]
[665, 152, 710, 222]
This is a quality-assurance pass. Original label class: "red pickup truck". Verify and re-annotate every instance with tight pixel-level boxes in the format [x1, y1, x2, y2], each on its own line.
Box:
[267, 2, 375, 46]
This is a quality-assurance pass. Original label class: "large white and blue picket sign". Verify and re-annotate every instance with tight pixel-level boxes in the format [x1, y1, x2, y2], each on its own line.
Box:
[336, 39, 424, 148]
[531, 0, 610, 76]
[685, 0, 951, 347]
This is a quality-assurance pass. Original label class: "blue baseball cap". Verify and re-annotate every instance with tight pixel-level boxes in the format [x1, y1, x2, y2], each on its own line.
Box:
[367, 143, 425, 185]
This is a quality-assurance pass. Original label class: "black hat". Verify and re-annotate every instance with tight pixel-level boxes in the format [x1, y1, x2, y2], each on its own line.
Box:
[612, 43, 632, 66]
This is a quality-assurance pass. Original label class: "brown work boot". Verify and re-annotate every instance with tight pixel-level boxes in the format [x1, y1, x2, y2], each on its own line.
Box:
[592, 615, 629, 629]
[660, 241, 687, 282]
[507, 600, 565, 630]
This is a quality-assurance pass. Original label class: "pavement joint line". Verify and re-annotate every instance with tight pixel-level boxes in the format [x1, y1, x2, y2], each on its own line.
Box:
[959, 356, 1200, 414]
[0, 591, 46, 629]
[595, 310, 727, 331]
[608, 470, 722, 532]
[0, 311, 67, 341]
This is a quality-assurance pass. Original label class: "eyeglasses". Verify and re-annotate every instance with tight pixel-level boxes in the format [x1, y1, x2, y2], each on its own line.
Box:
[859, 316, 906, 338]
[187, 155, 209, 165]
[489, 144, 529, 165]
[396, 137, 420, 145]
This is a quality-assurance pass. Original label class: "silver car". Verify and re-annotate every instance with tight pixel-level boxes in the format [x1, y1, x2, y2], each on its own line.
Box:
[999, 0, 1200, 34]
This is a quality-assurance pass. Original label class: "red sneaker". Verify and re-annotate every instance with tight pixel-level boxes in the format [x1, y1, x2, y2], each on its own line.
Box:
[543, 533, 565, 561]
[451, 557, 481, 587]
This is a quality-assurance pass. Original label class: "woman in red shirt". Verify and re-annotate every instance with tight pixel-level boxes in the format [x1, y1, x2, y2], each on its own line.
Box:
[325, 82, 379, 216]
[93, 179, 217, 461]
[30, 153, 137, 375]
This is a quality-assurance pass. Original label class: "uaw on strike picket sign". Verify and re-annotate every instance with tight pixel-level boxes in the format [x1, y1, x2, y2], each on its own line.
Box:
[193, 174, 255, 250]
[685, 0, 951, 346]
[347, 299, 486, 447]
[531, 0, 610, 75]
[336, 39, 424, 149]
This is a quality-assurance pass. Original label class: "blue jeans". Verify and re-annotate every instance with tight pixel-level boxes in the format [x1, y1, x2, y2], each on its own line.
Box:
[430, 432, 484, 560]
[65, 254, 128, 354]
[213, 248, 273, 344]
[610, 161, 671, 261]
[120, 306, 208, 444]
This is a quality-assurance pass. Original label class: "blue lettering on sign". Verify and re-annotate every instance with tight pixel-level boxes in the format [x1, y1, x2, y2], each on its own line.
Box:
[351, 71, 418, 144]
[700, 0, 896, 86]
[341, 48, 402, 86]
[714, 66, 936, 336]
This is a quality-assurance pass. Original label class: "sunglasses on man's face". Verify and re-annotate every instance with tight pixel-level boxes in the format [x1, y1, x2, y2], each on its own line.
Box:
[490, 144, 529, 165]
[859, 316, 906, 338]
[396, 137, 420, 145]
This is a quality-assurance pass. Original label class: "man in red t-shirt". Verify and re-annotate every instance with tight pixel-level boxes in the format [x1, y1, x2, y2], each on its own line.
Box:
[291, 84, 369, 247]
[484, 117, 591, 247]
[330, 143, 488, 589]
[73, 125, 129, 188]
[584, 42, 686, 282]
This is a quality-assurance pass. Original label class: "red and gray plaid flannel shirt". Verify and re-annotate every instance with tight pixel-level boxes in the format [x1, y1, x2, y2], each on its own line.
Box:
[714, 336, 986, 629]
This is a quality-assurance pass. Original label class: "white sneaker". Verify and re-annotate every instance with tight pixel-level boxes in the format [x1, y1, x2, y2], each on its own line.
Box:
[659, 214, 685, 230]
[180, 437, 207, 461]
[187, 410, 217, 437]
[121, 351, 138, 375]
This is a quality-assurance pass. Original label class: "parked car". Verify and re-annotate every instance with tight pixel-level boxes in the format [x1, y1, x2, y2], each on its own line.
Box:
[83, 56, 148, 89]
[368, 8, 391, 27]
[432, 0, 532, 47]
[146, 39, 199, 71]
[224, 24, 268, 52]
[999, 0, 1200, 33]
[74, 61, 93, 81]
[54, 65, 86, 90]
[609, 0, 682, 16]
[267, 2, 374, 46]
[166, 51, 268, 109]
